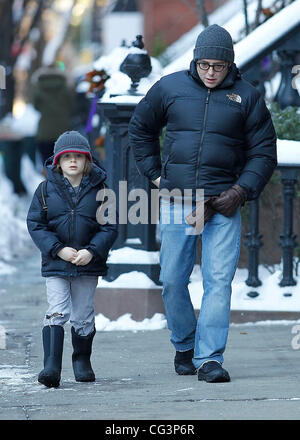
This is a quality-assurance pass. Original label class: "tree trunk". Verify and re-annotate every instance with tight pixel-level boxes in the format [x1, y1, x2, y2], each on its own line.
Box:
[254, 0, 263, 28]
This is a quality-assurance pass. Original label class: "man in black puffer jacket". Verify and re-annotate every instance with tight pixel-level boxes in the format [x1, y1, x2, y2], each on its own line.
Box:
[129, 25, 277, 383]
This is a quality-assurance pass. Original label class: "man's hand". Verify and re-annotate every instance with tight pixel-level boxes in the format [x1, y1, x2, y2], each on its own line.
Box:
[72, 249, 93, 266]
[185, 198, 217, 232]
[57, 247, 78, 262]
[152, 177, 161, 188]
[210, 184, 245, 217]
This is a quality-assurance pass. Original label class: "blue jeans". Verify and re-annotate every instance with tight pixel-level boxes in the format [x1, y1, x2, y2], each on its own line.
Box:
[159, 200, 241, 369]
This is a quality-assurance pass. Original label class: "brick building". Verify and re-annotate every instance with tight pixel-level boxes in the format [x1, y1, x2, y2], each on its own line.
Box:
[102, 0, 230, 56]
[138, 0, 229, 54]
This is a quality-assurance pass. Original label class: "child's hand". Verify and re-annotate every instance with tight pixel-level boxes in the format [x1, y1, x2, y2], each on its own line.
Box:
[72, 249, 93, 266]
[57, 247, 78, 262]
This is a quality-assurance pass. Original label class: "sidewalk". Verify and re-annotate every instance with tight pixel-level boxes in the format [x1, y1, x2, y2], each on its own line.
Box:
[1, 251, 300, 421]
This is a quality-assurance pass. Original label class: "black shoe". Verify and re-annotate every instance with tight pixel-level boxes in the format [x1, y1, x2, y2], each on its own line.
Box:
[71, 326, 96, 382]
[197, 360, 230, 383]
[174, 349, 197, 375]
[38, 325, 64, 388]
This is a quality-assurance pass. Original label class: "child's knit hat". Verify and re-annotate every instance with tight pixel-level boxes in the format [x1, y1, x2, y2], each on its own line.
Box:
[52, 131, 92, 165]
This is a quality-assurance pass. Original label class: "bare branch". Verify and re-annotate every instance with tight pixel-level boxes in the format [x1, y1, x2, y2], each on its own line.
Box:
[254, 0, 263, 28]
[195, 0, 209, 27]
[243, 0, 250, 35]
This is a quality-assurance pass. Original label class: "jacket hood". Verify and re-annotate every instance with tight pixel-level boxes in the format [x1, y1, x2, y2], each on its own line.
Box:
[36, 74, 67, 91]
[31, 66, 67, 82]
[44, 154, 107, 186]
[189, 60, 241, 89]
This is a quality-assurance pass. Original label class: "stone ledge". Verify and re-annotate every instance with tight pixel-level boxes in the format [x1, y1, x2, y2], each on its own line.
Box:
[94, 287, 164, 322]
[94, 287, 300, 323]
[229, 310, 300, 324]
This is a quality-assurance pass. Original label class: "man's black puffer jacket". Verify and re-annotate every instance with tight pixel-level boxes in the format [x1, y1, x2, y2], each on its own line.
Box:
[128, 61, 277, 201]
[27, 157, 118, 277]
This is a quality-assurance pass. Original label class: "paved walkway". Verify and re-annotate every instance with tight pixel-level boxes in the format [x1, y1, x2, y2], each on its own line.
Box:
[1, 251, 300, 422]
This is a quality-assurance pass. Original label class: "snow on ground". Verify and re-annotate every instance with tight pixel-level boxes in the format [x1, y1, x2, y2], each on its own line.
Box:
[276, 140, 300, 166]
[0, 103, 43, 269]
[0, 365, 35, 387]
[0, 146, 43, 273]
[98, 259, 300, 315]
[94, 258, 300, 331]
[95, 312, 167, 332]
[1, 104, 40, 138]
[94, 259, 300, 331]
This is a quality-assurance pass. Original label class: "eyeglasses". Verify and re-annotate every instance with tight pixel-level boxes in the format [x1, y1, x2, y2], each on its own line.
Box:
[197, 62, 228, 72]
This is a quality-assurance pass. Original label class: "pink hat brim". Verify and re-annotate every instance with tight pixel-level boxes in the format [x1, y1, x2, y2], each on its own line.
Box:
[53, 149, 92, 165]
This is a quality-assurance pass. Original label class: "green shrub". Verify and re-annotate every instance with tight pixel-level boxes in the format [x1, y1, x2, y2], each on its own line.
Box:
[269, 102, 300, 141]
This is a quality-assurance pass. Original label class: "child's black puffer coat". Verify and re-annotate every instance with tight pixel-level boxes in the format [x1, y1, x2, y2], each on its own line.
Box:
[27, 157, 118, 277]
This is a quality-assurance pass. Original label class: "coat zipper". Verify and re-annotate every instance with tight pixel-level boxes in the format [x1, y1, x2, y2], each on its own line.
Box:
[195, 88, 211, 188]
[70, 208, 75, 243]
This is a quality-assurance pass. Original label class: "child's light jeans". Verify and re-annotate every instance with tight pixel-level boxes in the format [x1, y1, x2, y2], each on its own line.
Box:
[44, 276, 98, 336]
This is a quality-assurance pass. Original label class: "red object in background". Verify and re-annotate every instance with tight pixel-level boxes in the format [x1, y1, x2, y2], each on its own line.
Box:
[85, 69, 110, 93]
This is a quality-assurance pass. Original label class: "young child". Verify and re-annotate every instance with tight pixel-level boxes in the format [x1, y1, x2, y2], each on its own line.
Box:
[27, 131, 118, 388]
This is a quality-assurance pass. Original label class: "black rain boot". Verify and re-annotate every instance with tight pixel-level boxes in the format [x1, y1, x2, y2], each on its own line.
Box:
[38, 325, 64, 388]
[71, 326, 96, 382]
[174, 349, 197, 375]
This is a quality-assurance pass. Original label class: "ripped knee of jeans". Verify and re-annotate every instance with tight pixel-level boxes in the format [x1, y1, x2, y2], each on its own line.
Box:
[45, 312, 67, 326]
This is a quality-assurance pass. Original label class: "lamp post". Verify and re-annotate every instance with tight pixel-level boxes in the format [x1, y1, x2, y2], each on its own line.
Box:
[275, 50, 300, 109]
[99, 36, 161, 285]
[278, 166, 298, 287]
[120, 35, 152, 95]
[274, 28, 300, 109]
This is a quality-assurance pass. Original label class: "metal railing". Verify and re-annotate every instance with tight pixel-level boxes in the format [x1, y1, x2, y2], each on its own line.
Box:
[245, 164, 299, 288]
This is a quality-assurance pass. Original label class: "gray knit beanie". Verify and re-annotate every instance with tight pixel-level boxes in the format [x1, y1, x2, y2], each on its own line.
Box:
[53, 131, 92, 165]
[193, 24, 234, 63]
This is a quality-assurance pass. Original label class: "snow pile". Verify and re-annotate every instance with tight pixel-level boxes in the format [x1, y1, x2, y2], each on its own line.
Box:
[0, 158, 30, 263]
[95, 312, 166, 332]
[0, 149, 43, 268]
[20, 153, 44, 194]
[188, 263, 300, 312]
[277, 139, 300, 166]
[90, 44, 163, 103]
[107, 246, 160, 265]
[98, 246, 300, 314]
[160, 0, 248, 66]
[234, 1, 300, 69]
[99, 271, 160, 289]
[0, 261, 17, 276]
[1, 104, 40, 138]
[94, 258, 300, 331]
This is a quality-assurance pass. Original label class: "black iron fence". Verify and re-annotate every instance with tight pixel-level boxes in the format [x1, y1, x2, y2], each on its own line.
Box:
[245, 165, 299, 289]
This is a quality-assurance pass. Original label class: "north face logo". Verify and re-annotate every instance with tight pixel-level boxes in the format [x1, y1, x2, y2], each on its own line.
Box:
[226, 93, 242, 103]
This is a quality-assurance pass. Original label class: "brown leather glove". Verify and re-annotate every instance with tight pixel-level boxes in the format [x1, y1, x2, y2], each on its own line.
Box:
[210, 184, 245, 217]
[185, 198, 217, 232]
